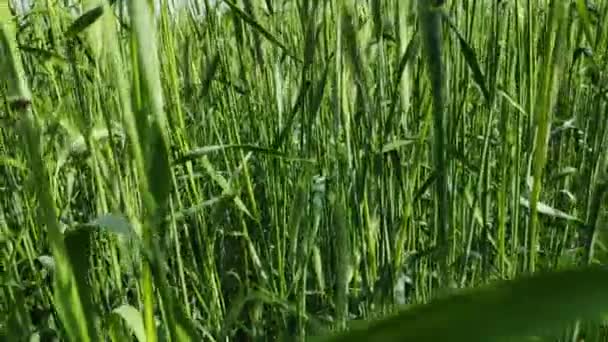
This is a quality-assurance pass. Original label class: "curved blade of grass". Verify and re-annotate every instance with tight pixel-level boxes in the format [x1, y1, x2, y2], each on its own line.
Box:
[165, 193, 238, 223]
[519, 197, 583, 224]
[175, 144, 316, 164]
[497, 89, 528, 116]
[380, 138, 418, 154]
[222, 0, 301, 63]
[112, 305, 147, 342]
[317, 267, 608, 342]
[442, 11, 490, 105]
[199, 156, 253, 219]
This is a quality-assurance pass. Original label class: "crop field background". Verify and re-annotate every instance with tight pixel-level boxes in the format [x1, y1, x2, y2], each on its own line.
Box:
[1, 0, 608, 341]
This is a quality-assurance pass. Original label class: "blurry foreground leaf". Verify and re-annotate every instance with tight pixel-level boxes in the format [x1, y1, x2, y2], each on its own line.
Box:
[316, 267, 608, 342]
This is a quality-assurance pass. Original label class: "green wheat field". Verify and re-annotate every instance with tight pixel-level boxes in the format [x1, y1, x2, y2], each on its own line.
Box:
[2, 0, 608, 341]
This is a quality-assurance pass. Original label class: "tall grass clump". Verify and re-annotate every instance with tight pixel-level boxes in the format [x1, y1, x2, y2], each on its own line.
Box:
[2, 0, 608, 341]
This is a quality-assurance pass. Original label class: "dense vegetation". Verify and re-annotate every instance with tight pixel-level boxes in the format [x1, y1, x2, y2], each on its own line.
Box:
[2, 0, 608, 341]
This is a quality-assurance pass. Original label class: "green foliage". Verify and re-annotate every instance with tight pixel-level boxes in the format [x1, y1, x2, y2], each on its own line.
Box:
[2, 0, 608, 341]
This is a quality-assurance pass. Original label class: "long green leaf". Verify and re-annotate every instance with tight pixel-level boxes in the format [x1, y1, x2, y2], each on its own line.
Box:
[318, 267, 608, 342]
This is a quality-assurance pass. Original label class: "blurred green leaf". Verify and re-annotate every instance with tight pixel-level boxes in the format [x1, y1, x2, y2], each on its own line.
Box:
[318, 267, 608, 342]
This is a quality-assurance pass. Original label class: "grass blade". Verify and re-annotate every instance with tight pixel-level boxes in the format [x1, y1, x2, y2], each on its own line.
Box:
[112, 304, 147, 342]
